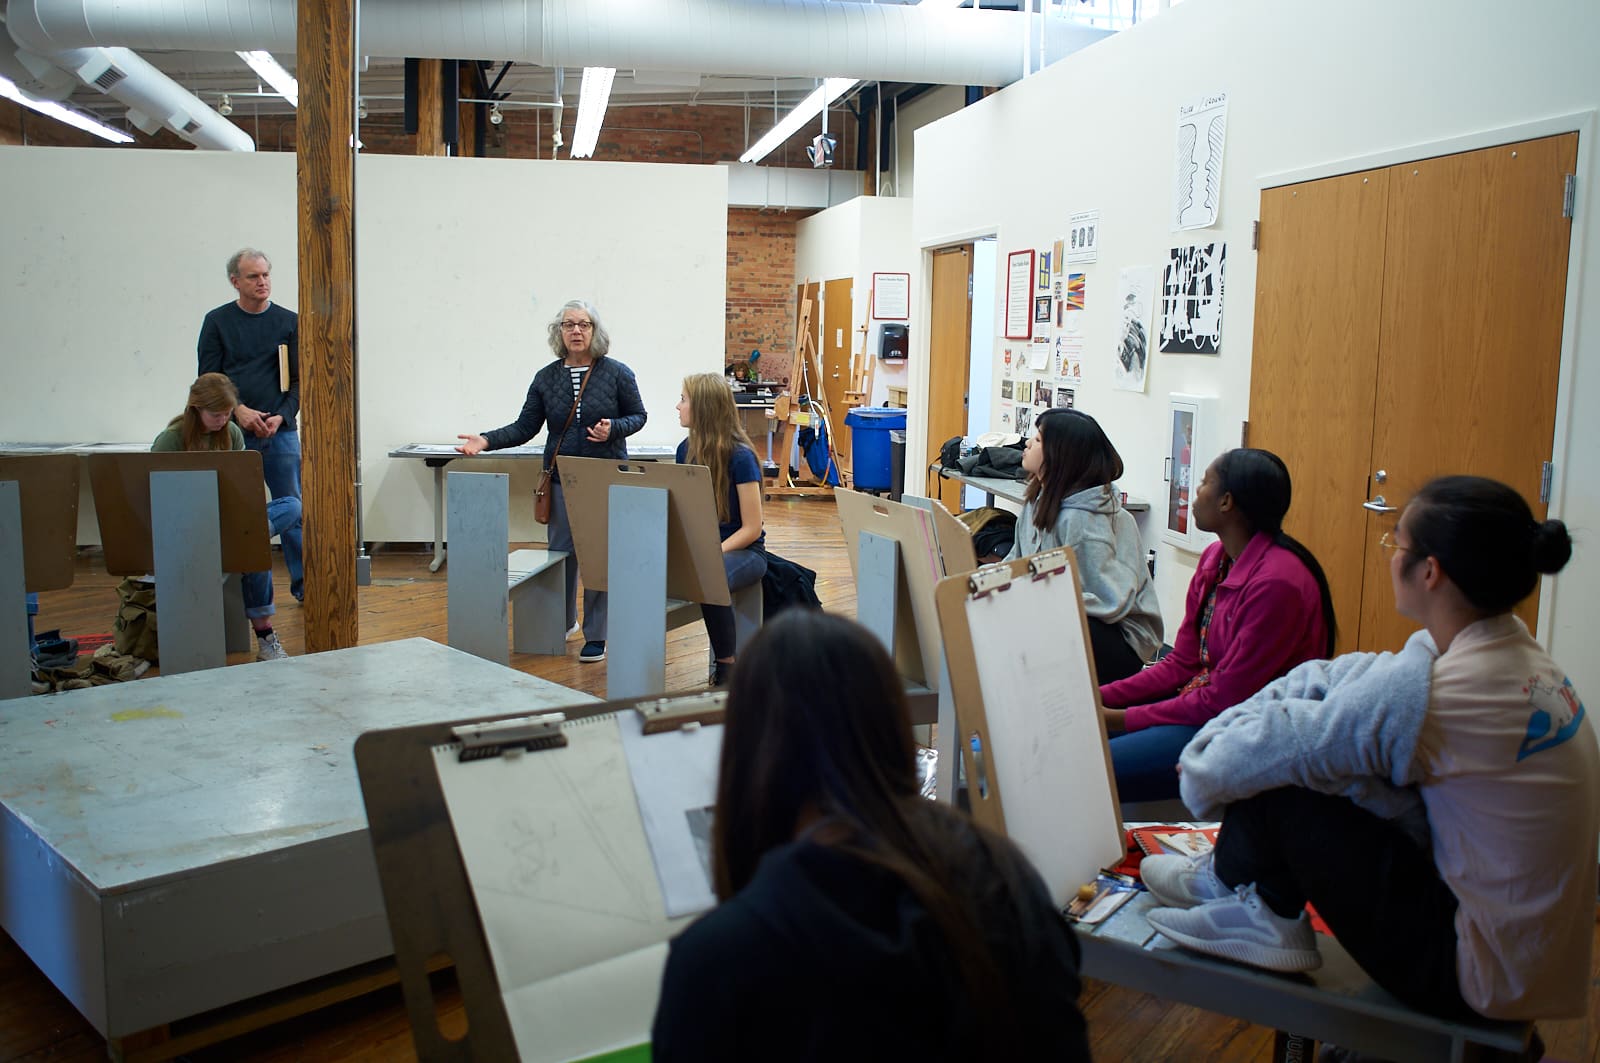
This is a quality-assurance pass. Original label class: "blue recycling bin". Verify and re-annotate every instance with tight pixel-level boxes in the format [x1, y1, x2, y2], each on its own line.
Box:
[845, 406, 908, 491]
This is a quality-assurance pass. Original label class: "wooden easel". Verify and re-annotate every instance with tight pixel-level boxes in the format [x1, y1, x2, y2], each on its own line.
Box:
[844, 289, 877, 414]
[768, 284, 840, 499]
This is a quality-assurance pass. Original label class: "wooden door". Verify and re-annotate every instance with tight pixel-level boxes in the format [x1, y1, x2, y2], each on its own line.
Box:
[821, 277, 853, 465]
[1356, 133, 1576, 648]
[928, 246, 973, 511]
[1249, 133, 1576, 652]
[1247, 168, 1390, 653]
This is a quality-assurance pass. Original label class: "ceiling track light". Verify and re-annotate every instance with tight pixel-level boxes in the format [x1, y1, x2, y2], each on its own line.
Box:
[356, 96, 367, 120]
[488, 102, 503, 125]
[218, 93, 232, 116]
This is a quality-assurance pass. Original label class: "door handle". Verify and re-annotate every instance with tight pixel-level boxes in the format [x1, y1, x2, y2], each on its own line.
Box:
[1363, 495, 1398, 513]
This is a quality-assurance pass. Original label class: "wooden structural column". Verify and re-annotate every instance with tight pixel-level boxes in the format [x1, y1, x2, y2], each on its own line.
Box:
[297, 0, 359, 651]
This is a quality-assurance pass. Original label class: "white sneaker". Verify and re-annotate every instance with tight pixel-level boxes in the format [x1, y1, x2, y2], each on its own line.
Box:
[256, 633, 290, 661]
[566, 623, 582, 641]
[1146, 884, 1322, 972]
[1141, 851, 1231, 909]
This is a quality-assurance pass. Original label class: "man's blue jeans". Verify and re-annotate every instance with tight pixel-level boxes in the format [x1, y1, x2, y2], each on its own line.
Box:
[242, 496, 303, 620]
[243, 429, 304, 600]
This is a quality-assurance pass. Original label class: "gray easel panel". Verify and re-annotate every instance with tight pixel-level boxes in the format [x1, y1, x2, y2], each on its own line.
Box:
[857, 531, 900, 655]
[447, 472, 511, 667]
[221, 574, 251, 654]
[1, 483, 29, 700]
[607, 484, 671, 700]
[150, 470, 227, 675]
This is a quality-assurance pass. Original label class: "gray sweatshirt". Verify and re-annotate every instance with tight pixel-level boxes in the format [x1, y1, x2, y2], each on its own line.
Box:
[1178, 630, 1437, 841]
[1006, 484, 1163, 662]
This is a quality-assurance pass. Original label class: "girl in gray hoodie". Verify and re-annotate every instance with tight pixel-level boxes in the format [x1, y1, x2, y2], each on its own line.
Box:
[1006, 409, 1163, 682]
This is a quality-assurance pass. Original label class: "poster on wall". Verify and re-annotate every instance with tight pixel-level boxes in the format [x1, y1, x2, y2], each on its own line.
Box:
[1160, 243, 1227, 354]
[1054, 387, 1076, 409]
[1001, 378, 1014, 400]
[871, 272, 910, 320]
[1112, 265, 1157, 394]
[1038, 253, 1052, 290]
[1053, 239, 1065, 275]
[1055, 336, 1084, 388]
[1064, 273, 1086, 312]
[1034, 295, 1053, 325]
[1006, 250, 1034, 339]
[1028, 338, 1051, 371]
[1173, 92, 1228, 231]
[1016, 405, 1034, 435]
[1037, 383, 1054, 409]
[1066, 210, 1100, 263]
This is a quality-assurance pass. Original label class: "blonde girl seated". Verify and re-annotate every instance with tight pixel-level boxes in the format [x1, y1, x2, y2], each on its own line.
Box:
[675, 373, 767, 687]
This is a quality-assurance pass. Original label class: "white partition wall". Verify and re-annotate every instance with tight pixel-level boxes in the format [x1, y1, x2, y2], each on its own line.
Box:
[910, 0, 1600, 701]
[0, 148, 726, 544]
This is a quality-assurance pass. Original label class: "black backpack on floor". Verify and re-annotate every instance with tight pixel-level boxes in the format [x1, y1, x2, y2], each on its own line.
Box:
[762, 551, 822, 618]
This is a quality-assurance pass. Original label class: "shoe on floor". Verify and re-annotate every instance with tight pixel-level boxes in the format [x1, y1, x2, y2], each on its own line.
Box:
[579, 640, 606, 663]
[567, 623, 583, 641]
[710, 660, 732, 687]
[256, 633, 290, 662]
[1141, 851, 1231, 909]
[1146, 884, 1322, 972]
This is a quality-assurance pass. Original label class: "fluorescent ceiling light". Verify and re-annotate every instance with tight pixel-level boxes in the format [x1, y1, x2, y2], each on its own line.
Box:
[570, 66, 614, 159]
[0, 73, 134, 143]
[740, 77, 855, 164]
[237, 50, 298, 108]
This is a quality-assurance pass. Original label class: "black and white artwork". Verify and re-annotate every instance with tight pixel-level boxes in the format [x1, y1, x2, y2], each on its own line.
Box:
[1159, 243, 1227, 355]
[1112, 265, 1156, 394]
[1016, 405, 1034, 435]
[1172, 93, 1227, 231]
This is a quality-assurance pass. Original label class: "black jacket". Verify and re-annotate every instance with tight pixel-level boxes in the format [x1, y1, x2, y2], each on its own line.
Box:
[652, 817, 1091, 1061]
[482, 355, 647, 468]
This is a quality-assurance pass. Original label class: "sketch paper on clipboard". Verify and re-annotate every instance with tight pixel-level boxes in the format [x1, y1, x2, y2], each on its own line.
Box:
[433, 709, 721, 1062]
[935, 552, 1124, 907]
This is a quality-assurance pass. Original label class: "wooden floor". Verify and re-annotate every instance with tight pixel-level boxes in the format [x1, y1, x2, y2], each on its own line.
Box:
[5, 497, 1596, 1062]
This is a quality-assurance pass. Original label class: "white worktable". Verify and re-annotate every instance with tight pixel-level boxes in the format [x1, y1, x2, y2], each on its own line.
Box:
[930, 462, 1150, 513]
[0, 638, 596, 1039]
[389, 442, 679, 571]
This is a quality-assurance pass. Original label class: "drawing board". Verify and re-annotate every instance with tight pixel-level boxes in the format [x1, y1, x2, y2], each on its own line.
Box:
[0, 454, 80, 590]
[934, 551, 1124, 905]
[558, 456, 729, 606]
[355, 690, 726, 1063]
[86, 451, 271, 575]
[834, 488, 946, 688]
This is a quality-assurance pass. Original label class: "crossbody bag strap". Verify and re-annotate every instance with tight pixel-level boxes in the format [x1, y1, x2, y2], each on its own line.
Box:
[547, 364, 596, 477]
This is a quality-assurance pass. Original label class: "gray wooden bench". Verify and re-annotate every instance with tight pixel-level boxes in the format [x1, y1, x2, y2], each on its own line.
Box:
[1079, 892, 1534, 1062]
[506, 548, 570, 656]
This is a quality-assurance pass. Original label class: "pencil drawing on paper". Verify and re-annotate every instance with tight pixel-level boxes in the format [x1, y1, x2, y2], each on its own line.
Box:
[1172, 93, 1228, 231]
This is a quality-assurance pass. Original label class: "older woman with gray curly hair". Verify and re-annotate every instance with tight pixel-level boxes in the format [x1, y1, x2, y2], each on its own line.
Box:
[457, 298, 647, 663]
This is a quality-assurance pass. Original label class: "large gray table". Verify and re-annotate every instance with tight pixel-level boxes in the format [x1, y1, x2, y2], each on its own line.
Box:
[0, 638, 596, 1040]
[389, 442, 680, 572]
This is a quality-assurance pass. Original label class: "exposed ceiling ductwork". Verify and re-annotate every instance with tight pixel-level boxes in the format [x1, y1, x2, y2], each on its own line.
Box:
[5, 0, 1109, 88]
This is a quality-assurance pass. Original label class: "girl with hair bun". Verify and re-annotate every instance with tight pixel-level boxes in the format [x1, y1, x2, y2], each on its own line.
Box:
[1100, 447, 1335, 801]
[1141, 475, 1597, 1035]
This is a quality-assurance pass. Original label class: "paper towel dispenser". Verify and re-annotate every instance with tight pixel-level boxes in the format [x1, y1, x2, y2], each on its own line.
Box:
[879, 324, 908, 361]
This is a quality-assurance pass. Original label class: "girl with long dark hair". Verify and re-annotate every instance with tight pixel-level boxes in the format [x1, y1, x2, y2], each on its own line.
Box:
[652, 611, 1091, 1061]
[1100, 448, 1335, 801]
[1007, 408, 1163, 682]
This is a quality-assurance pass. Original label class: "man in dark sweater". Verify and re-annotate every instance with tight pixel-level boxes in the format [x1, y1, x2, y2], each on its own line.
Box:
[198, 248, 304, 601]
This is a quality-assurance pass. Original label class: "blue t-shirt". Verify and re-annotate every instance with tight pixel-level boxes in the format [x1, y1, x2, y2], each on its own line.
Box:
[677, 440, 764, 547]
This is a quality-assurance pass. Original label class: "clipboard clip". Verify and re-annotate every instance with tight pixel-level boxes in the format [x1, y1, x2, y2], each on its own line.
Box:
[967, 563, 1013, 598]
[452, 712, 568, 761]
[1028, 548, 1071, 580]
[636, 691, 727, 734]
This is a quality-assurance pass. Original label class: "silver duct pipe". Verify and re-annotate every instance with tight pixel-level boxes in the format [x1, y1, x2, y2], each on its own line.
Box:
[51, 45, 255, 149]
[6, 0, 1110, 88]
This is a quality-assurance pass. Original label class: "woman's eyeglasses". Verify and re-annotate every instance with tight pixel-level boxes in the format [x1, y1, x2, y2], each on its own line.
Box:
[1379, 531, 1411, 554]
[560, 321, 594, 332]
